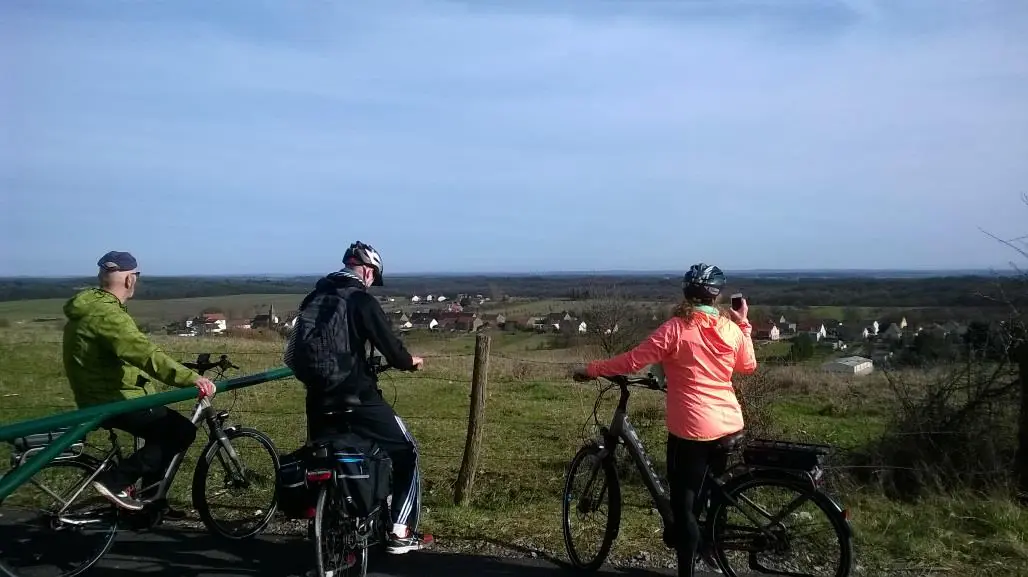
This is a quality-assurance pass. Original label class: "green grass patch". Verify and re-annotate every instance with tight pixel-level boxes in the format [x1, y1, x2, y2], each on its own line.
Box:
[1, 323, 1025, 574]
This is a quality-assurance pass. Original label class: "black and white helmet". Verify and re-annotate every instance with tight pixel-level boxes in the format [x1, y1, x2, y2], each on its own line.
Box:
[682, 263, 726, 300]
[343, 241, 384, 286]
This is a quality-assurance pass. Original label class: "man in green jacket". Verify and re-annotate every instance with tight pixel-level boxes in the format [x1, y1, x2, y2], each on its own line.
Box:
[63, 251, 216, 512]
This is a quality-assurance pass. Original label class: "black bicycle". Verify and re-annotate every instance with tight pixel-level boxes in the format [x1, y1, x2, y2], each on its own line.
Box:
[0, 354, 280, 577]
[298, 356, 397, 577]
[562, 373, 854, 576]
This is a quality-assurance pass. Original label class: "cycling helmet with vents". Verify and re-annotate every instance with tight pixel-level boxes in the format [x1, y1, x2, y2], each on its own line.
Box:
[343, 241, 384, 286]
[682, 263, 726, 301]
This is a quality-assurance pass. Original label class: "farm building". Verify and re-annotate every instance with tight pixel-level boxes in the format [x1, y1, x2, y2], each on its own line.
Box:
[821, 356, 873, 376]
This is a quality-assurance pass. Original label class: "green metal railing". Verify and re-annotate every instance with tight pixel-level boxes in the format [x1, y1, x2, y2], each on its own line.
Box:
[0, 366, 294, 501]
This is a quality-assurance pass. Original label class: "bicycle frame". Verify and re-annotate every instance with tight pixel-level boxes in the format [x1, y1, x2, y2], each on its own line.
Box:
[587, 381, 821, 538]
[0, 365, 293, 503]
[6, 395, 242, 516]
[136, 396, 245, 501]
[592, 383, 674, 527]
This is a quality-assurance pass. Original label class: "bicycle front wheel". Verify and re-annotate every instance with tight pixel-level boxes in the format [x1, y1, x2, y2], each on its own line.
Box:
[709, 473, 853, 577]
[0, 457, 119, 577]
[192, 427, 280, 540]
[561, 443, 621, 572]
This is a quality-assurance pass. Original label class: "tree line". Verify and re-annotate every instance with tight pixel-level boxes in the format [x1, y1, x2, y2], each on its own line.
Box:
[0, 273, 1017, 309]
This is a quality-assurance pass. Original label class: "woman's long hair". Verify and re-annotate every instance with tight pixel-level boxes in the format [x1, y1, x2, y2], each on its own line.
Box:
[673, 294, 724, 325]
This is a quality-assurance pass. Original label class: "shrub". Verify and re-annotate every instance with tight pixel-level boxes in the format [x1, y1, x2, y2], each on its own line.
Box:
[850, 360, 1019, 500]
[734, 368, 781, 439]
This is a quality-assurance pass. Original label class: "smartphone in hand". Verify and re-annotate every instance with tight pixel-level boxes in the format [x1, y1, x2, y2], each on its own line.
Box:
[731, 293, 745, 311]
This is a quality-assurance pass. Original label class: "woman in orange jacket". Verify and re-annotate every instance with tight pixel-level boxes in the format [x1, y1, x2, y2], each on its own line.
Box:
[574, 263, 756, 576]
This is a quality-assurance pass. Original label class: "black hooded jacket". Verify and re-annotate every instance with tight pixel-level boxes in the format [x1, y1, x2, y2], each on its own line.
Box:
[288, 270, 416, 412]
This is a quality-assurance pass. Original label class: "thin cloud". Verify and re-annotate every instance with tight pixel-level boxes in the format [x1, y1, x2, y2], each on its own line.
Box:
[1, 0, 1026, 274]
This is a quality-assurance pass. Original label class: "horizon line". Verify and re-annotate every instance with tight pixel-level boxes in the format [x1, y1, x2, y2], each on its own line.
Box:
[0, 266, 1016, 280]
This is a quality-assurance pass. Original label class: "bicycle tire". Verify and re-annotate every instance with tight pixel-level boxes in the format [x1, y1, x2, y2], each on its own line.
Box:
[314, 485, 366, 577]
[561, 443, 622, 572]
[0, 456, 119, 577]
[708, 472, 853, 577]
[192, 427, 280, 540]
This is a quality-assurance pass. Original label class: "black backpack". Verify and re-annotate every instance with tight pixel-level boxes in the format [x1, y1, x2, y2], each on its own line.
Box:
[285, 284, 359, 392]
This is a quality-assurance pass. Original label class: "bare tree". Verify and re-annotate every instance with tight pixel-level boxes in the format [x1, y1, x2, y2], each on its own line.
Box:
[581, 283, 657, 357]
[978, 192, 1028, 502]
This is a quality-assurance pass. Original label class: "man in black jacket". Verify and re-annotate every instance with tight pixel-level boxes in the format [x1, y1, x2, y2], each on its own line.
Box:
[286, 241, 430, 554]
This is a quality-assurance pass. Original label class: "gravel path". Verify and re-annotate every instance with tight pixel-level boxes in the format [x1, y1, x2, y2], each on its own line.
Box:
[91, 528, 691, 576]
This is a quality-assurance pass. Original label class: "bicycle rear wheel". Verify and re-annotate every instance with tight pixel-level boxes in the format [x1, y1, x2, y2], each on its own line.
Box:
[0, 457, 119, 577]
[708, 473, 853, 577]
[192, 427, 280, 540]
[561, 443, 621, 572]
[313, 485, 363, 577]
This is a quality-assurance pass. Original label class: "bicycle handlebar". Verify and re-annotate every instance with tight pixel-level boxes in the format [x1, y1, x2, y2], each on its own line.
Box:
[369, 354, 393, 375]
[598, 373, 665, 392]
[183, 353, 239, 376]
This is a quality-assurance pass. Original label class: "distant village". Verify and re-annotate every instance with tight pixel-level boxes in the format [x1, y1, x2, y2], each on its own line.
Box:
[164, 293, 973, 379]
[756, 314, 971, 377]
[164, 292, 594, 337]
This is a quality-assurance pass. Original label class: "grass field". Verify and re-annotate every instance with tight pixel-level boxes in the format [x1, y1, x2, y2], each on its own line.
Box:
[1, 315, 1026, 575]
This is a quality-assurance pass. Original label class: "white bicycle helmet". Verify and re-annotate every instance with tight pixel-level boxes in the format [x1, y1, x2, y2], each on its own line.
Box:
[343, 241, 384, 286]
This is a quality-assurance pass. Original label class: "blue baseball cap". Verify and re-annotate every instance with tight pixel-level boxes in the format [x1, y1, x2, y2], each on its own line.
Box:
[97, 251, 138, 272]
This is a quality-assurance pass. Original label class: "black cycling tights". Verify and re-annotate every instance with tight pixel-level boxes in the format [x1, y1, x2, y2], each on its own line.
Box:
[666, 433, 730, 577]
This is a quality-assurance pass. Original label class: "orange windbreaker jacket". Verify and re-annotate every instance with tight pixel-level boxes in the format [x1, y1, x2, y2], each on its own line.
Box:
[586, 309, 757, 441]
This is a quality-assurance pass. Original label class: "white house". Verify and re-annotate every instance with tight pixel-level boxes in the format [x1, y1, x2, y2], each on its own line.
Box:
[805, 323, 827, 341]
[756, 323, 781, 341]
[437, 295, 447, 302]
[411, 295, 421, 303]
[193, 313, 227, 335]
[426, 294, 434, 302]
[821, 356, 873, 376]
[577, 321, 588, 333]
[429, 318, 439, 330]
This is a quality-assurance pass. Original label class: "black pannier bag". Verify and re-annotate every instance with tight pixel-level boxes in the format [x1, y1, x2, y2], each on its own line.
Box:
[325, 432, 393, 518]
[275, 445, 319, 519]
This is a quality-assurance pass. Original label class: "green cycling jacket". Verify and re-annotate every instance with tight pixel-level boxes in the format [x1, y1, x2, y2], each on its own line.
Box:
[62, 288, 198, 407]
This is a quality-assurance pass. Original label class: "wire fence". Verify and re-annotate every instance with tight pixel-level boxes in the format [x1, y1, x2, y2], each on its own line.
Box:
[0, 345, 675, 472]
[1, 341, 987, 481]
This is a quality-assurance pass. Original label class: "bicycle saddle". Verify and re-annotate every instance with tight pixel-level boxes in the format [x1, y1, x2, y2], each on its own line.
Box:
[717, 431, 747, 452]
[321, 394, 363, 417]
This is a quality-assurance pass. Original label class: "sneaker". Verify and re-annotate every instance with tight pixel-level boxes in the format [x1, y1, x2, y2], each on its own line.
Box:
[92, 481, 144, 511]
[386, 530, 434, 554]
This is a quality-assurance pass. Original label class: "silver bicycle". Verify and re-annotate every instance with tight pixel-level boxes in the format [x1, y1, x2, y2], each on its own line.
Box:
[0, 353, 280, 577]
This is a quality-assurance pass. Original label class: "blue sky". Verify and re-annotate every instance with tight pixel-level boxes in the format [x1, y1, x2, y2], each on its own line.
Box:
[2, 0, 1027, 276]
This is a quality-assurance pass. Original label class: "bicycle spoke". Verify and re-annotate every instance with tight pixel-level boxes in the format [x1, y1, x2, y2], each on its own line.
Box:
[0, 459, 118, 577]
[562, 446, 620, 571]
[713, 480, 848, 577]
[194, 428, 279, 540]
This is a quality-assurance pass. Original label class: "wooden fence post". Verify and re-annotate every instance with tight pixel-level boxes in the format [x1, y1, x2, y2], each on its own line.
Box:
[454, 331, 490, 506]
